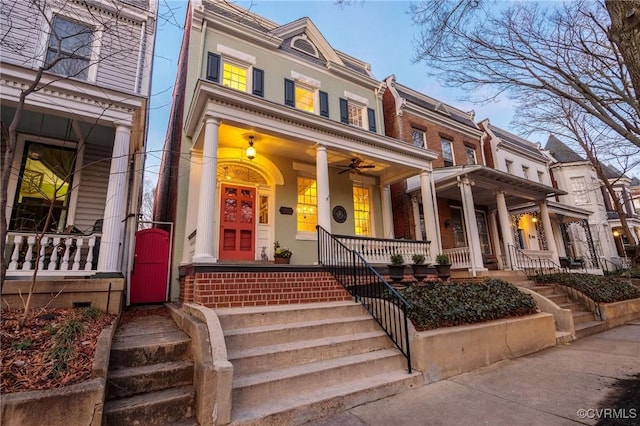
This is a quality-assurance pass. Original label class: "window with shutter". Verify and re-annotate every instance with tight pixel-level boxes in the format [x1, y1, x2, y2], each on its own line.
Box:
[319, 91, 329, 117]
[252, 68, 264, 97]
[206, 53, 220, 82]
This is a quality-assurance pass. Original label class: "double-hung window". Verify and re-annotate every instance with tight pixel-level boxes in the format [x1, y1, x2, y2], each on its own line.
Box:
[441, 139, 454, 167]
[206, 46, 264, 97]
[353, 186, 371, 236]
[411, 128, 425, 148]
[296, 177, 317, 233]
[284, 72, 323, 115]
[340, 92, 377, 132]
[571, 176, 590, 205]
[465, 146, 476, 165]
[45, 15, 93, 80]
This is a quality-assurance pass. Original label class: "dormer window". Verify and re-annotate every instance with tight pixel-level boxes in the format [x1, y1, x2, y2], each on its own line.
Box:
[290, 34, 319, 58]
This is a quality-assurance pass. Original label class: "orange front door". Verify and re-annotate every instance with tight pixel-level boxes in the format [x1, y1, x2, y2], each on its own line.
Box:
[219, 184, 256, 260]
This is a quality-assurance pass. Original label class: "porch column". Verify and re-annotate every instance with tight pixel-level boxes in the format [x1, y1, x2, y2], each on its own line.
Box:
[380, 185, 394, 238]
[458, 177, 485, 276]
[488, 210, 503, 269]
[316, 145, 331, 232]
[420, 170, 441, 255]
[193, 117, 220, 263]
[97, 124, 131, 273]
[539, 201, 559, 264]
[411, 196, 422, 240]
[496, 190, 515, 269]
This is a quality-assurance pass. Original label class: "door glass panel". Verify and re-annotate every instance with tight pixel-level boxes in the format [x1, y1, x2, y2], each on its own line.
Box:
[225, 187, 237, 196]
[475, 211, 491, 254]
[240, 200, 253, 223]
[224, 199, 237, 222]
[259, 195, 268, 224]
[241, 189, 253, 197]
[451, 207, 466, 247]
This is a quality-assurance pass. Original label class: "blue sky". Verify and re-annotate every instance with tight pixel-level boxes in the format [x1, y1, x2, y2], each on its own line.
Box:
[146, 0, 516, 183]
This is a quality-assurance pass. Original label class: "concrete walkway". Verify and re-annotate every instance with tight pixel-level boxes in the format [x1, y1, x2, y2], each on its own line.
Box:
[306, 322, 640, 426]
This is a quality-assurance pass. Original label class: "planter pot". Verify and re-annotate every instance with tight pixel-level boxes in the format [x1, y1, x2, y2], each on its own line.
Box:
[411, 264, 431, 281]
[435, 264, 451, 281]
[274, 257, 290, 264]
[387, 264, 406, 283]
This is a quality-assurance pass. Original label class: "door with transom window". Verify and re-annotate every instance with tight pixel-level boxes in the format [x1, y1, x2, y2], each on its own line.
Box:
[219, 184, 256, 260]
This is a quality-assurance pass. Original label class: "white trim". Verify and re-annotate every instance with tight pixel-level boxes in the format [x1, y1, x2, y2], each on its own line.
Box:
[291, 71, 321, 88]
[217, 43, 256, 65]
[349, 173, 376, 186]
[292, 161, 316, 176]
[344, 90, 369, 106]
[296, 232, 317, 241]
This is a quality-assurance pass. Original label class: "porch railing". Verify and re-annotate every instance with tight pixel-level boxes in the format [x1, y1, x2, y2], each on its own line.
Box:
[317, 226, 412, 373]
[507, 245, 562, 277]
[442, 247, 470, 269]
[334, 234, 431, 265]
[5, 231, 101, 276]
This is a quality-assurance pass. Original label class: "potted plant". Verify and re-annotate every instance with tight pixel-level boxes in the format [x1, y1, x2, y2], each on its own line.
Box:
[273, 241, 292, 264]
[411, 253, 430, 281]
[387, 253, 406, 283]
[435, 253, 451, 281]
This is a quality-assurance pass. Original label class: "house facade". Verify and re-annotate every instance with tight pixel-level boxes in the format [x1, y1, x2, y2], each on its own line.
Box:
[545, 135, 640, 267]
[2, 0, 157, 301]
[154, 1, 439, 303]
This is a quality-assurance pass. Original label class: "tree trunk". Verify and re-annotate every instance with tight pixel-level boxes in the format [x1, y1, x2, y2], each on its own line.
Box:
[606, 0, 640, 102]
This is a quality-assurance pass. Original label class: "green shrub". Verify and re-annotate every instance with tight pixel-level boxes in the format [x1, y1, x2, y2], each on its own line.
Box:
[390, 253, 404, 265]
[400, 279, 537, 331]
[534, 273, 640, 303]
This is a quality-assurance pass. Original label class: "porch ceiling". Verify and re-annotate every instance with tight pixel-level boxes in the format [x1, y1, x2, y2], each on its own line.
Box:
[186, 80, 439, 185]
[509, 200, 593, 221]
[432, 165, 566, 209]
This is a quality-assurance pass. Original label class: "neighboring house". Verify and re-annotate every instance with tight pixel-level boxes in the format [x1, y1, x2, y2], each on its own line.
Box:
[154, 1, 437, 304]
[545, 135, 640, 265]
[382, 74, 574, 275]
[631, 177, 640, 216]
[1, 0, 157, 297]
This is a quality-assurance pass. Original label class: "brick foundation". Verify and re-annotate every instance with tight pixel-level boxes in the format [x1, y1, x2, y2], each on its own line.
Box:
[180, 271, 352, 308]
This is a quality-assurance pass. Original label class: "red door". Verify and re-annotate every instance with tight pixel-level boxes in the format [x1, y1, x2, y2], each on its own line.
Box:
[130, 228, 170, 304]
[219, 184, 255, 260]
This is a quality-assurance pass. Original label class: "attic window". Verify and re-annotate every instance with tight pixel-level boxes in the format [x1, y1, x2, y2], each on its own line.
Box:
[291, 34, 319, 58]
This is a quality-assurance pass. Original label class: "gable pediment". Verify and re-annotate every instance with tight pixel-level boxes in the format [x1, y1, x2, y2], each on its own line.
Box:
[270, 17, 344, 66]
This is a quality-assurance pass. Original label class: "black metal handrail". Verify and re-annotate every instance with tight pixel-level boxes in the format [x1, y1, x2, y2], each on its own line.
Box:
[507, 245, 564, 277]
[317, 226, 412, 373]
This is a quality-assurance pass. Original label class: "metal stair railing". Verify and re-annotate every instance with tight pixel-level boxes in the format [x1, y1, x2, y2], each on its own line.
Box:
[507, 244, 564, 277]
[316, 226, 412, 373]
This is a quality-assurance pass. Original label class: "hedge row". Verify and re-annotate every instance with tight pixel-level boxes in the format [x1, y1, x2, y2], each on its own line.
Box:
[534, 273, 640, 303]
[400, 279, 537, 331]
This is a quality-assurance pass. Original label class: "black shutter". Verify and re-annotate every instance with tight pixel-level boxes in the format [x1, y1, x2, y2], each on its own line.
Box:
[319, 91, 329, 117]
[206, 53, 220, 82]
[284, 79, 295, 107]
[339, 98, 349, 124]
[252, 68, 264, 97]
[367, 108, 377, 132]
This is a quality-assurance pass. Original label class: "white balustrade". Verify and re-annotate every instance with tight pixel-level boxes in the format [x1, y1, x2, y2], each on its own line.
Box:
[335, 235, 432, 265]
[442, 247, 471, 269]
[4, 232, 101, 277]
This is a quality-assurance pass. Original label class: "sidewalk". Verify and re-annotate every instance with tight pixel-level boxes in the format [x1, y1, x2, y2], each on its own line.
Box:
[306, 322, 640, 426]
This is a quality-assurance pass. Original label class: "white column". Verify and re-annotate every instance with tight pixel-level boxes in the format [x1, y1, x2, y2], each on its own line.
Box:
[316, 145, 331, 232]
[539, 201, 560, 264]
[496, 190, 515, 269]
[458, 177, 485, 275]
[380, 185, 394, 238]
[193, 117, 220, 263]
[488, 210, 503, 269]
[420, 170, 441, 255]
[97, 124, 131, 272]
[411, 196, 422, 240]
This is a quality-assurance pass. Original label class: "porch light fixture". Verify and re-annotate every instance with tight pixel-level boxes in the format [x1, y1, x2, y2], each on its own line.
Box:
[246, 135, 256, 160]
[531, 217, 538, 223]
[613, 230, 620, 237]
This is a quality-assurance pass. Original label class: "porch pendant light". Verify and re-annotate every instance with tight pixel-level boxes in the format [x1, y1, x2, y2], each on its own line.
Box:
[246, 135, 256, 160]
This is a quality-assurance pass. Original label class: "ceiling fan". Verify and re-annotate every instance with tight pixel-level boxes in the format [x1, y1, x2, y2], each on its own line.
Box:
[336, 158, 375, 174]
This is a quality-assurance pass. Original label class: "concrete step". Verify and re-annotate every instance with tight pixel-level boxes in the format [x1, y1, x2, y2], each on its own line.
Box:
[546, 294, 569, 305]
[109, 329, 191, 368]
[106, 360, 194, 400]
[572, 311, 596, 326]
[558, 302, 582, 311]
[103, 385, 195, 426]
[231, 370, 422, 425]
[216, 301, 364, 330]
[555, 331, 574, 344]
[228, 330, 393, 376]
[224, 316, 380, 351]
[575, 320, 608, 339]
[527, 285, 556, 296]
[232, 348, 406, 409]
